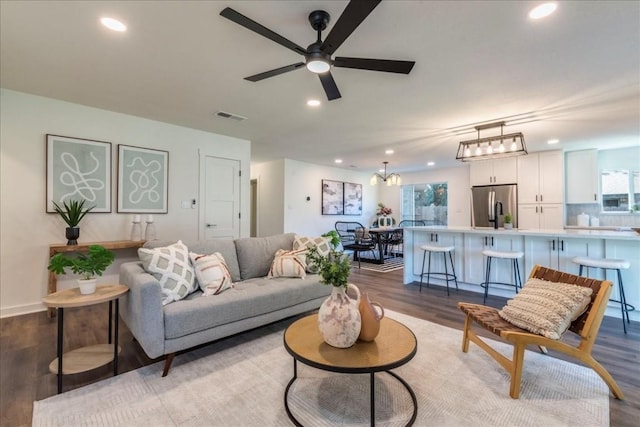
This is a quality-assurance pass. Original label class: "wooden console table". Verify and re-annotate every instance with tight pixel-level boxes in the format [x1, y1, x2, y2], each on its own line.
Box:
[48, 240, 144, 316]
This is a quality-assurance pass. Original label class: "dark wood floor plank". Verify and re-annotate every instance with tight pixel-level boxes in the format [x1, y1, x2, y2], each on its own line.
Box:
[1, 268, 638, 426]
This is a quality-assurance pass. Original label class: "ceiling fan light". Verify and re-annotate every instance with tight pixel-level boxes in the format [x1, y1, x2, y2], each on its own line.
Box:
[306, 59, 330, 74]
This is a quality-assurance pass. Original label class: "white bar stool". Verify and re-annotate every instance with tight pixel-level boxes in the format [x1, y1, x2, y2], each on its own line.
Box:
[572, 256, 634, 333]
[419, 244, 459, 296]
[481, 249, 524, 304]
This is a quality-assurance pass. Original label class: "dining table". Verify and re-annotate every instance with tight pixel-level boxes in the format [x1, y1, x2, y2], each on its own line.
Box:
[367, 227, 403, 264]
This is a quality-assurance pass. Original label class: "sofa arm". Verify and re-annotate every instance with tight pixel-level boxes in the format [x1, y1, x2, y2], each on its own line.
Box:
[119, 261, 165, 359]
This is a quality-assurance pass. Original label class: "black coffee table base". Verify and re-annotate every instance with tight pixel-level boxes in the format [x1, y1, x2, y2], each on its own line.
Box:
[284, 359, 418, 427]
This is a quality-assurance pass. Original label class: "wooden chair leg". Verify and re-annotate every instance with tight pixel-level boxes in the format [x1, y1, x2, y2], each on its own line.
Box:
[162, 353, 175, 377]
[461, 315, 471, 353]
[509, 344, 525, 399]
[583, 355, 625, 399]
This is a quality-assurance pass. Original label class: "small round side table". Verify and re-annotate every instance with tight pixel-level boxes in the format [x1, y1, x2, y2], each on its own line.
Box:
[42, 284, 129, 393]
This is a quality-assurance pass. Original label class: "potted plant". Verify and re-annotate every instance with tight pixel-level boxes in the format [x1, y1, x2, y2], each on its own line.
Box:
[321, 230, 341, 250]
[504, 213, 514, 230]
[52, 199, 95, 245]
[48, 245, 115, 294]
[306, 245, 361, 348]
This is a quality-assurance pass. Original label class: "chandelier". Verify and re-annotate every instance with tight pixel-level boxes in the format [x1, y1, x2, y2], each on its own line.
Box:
[456, 121, 527, 162]
[370, 161, 402, 186]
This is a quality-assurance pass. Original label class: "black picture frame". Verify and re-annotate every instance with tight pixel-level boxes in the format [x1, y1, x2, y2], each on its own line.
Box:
[321, 180, 344, 215]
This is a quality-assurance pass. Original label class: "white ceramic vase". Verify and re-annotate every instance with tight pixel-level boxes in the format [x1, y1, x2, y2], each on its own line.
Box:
[318, 283, 362, 348]
[78, 278, 97, 295]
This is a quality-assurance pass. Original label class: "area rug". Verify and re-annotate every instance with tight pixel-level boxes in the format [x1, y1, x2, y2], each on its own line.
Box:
[355, 257, 403, 273]
[32, 311, 609, 427]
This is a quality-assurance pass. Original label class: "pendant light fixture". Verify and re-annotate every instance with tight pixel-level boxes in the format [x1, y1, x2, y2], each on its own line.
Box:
[456, 121, 527, 162]
[370, 161, 402, 186]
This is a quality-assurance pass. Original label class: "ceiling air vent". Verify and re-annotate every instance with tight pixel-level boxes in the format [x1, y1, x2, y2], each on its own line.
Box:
[215, 111, 247, 121]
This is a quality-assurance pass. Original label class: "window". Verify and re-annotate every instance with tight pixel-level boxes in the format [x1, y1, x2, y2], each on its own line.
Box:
[401, 182, 448, 225]
[601, 170, 639, 212]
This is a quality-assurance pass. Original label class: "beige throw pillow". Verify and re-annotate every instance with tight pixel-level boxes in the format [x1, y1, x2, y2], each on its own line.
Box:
[293, 235, 331, 273]
[268, 248, 307, 278]
[189, 252, 234, 296]
[498, 278, 593, 339]
[138, 241, 197, 305]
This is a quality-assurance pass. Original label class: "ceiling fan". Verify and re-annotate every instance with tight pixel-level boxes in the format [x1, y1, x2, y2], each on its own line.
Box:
[220, 0, 415, 101]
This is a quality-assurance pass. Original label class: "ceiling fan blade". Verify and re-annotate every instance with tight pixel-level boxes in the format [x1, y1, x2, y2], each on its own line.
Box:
[320, 0, 382, 56]
[318, 72, 342, 100]
[333, 57, 415, 74]
[245, 63, 306, 82]
[220, 7, 307, 56]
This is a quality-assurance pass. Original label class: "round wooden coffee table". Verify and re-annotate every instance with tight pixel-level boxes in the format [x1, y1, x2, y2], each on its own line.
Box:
[283, 313, 417, 426]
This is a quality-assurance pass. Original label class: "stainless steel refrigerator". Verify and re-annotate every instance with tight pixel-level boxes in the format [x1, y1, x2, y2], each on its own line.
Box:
[471, 184, 518, 228]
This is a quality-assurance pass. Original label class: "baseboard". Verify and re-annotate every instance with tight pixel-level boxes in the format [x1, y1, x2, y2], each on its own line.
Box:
[0, 302, 46, 319]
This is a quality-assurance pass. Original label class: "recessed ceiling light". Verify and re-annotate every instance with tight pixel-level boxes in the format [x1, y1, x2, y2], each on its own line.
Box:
[547, 139, 559, 145]
[334, 159, 343, 164]
[385, 149, 394, 154]
[427, 161, 435, 166]
[528, 3, 557, 20]
[307, 99, 321, 107]
[100, 17, 127, 32]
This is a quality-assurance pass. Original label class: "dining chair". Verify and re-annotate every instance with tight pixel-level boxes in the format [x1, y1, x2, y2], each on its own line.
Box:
[334, 221, 377, 268]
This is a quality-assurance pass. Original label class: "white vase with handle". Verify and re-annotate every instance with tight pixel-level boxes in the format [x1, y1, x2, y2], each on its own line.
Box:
[318, 283, 361, 348]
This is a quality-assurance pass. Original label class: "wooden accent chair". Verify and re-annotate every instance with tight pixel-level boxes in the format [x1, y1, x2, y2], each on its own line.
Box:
[458, 264, 624, 399]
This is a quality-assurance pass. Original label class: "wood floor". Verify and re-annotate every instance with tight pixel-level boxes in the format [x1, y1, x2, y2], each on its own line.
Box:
[1, 268, 638, 426]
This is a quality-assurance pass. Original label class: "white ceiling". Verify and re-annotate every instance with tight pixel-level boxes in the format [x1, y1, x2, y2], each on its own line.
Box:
[1, 1, 638, 174]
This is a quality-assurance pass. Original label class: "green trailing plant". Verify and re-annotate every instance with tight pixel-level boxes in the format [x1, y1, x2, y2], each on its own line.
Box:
[52, 199, 95, 228]
[321, 230, 341, 250]
[504, 213, 513, 224]
[48, 245, 115, 280]
[306, 245, 351, 289]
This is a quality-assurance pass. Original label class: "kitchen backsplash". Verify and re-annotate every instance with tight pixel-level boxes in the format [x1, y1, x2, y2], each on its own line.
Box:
[566, 204, 640, 227]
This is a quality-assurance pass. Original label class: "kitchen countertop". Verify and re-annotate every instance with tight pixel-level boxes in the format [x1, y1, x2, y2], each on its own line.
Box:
[404, 226, 640, 240]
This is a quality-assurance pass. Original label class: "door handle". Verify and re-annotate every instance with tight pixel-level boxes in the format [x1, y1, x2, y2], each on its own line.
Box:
[560, 240, 564, 251]
[206, 224, 217, 228]
[491, 237, 494, 246]
[552, 239, 555, 251]
[540, 194, 543, 202]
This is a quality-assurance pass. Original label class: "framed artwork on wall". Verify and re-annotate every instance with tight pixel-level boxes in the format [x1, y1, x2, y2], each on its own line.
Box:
[343, 182, 363, 215]
[117, 144, 169, 213]
[321, 179, 344, 215]
[46, 134, 112, 212]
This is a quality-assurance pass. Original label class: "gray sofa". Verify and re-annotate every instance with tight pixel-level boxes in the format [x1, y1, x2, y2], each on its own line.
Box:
[119, 233, 330, 375]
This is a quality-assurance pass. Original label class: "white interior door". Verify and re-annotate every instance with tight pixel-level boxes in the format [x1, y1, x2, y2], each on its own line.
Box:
[202, 156, 240, 239]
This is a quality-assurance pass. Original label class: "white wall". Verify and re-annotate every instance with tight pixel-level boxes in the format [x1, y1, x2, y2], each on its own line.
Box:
[251, 159, 379, 237]
[379, 166, 471, 227]
[0, 89, 250, 317]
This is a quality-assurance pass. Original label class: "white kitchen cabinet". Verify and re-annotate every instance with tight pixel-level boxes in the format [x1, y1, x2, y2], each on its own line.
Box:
[523, 235, 604, 275]
[518, 203, 564, 230]
[470, 157, 518, 186]
[566, 149, 599, 204]
[517, 151, 564, 229]
[463, 232, 524, 288]
[517, 151, 563, 204]
[412, 231, 463, 284]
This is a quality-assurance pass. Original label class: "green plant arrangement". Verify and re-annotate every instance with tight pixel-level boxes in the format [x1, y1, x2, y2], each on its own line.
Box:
[306, 245, 351, 289]
[504, 213, 513, 224]
[52, 199, 95, 227]
[48, 245, 115, 280]
[321, 230, 341, 250]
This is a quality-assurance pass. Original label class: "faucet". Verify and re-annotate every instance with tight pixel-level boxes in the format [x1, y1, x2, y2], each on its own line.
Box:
[490, 201, 503, 229]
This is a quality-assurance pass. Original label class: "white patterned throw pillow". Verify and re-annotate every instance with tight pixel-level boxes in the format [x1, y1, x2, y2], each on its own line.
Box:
[268, 248, 307, 278]
[293, 235, 331, 273]
[498, 278, 593, 339]
[189, 252, 234, 296]
[138, 241, 197, 305]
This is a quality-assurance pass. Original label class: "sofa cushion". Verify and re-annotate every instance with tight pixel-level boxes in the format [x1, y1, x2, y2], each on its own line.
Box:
[235, 233, 296, 280]
[268, 248, 307, 278]
[144, 239, 241, 282]
[163, 275, 330, 340]
[189, 252, 234, 296]
[138, 241, 197, 305]
[498, 278, 593, 339]
[293, 235, 331, 273]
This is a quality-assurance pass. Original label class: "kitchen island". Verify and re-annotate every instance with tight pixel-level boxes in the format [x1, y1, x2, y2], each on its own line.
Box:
[403, 226, 639, 321]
